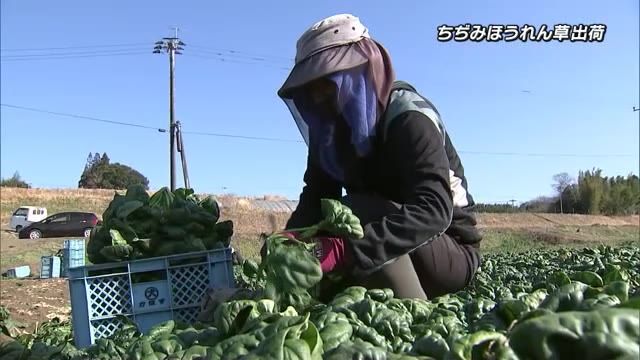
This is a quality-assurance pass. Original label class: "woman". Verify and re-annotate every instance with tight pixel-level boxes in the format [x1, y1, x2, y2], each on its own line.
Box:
[274, 14, 482, 300]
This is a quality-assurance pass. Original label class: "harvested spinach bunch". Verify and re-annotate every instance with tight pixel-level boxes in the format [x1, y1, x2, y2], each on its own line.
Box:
[256, 199, 365, 313]
[87, 185, 233, 264]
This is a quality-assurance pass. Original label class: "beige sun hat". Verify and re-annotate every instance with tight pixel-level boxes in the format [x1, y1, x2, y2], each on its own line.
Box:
[294, 13, 371, 63]
[278, 14, 372, 99]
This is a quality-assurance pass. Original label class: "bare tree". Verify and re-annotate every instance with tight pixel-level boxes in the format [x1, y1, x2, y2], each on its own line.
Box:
[552, 172, 575, 213]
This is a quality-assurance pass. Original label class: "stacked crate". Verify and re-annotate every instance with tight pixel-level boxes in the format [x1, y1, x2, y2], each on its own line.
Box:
[61, 239, 86, 277]
[6, 266, 31, 278]
[40, 256, 62, 278]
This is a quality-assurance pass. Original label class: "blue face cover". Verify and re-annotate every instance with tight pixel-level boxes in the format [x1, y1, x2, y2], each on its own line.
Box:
[291, 64, 379, 183]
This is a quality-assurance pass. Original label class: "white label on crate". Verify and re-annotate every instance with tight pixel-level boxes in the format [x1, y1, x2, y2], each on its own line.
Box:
[132, 280, 170, 312]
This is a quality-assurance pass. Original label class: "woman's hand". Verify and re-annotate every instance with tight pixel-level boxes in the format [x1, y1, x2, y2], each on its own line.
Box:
[259, 231, 301, 260]
[261, 231, 352, 273]
[312, 236, 353, 273]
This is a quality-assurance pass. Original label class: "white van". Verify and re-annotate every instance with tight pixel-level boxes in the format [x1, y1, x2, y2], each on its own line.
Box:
[10, 206, 48, 232]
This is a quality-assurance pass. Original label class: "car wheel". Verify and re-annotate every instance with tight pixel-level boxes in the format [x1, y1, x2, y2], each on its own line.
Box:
[83, 228, 93, 238]
[15, 225, 22, 233]
[29, 229, 42, 240]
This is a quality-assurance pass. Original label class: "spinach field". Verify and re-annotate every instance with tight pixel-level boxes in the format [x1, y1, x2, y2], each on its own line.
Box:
[2, 244, 638, 359]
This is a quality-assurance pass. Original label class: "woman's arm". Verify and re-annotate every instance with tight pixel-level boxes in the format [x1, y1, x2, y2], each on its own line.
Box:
[348, 111, 454, 274]
[286, 153, 343, 229]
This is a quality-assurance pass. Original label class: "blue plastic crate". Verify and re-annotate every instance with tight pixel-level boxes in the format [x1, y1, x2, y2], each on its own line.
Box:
[61, 239, 85, 277]
[68, 247, 236, 348]
[40, 256, 62, 279]
[64, 238, 85, 252]
[6, 265, 31, 278]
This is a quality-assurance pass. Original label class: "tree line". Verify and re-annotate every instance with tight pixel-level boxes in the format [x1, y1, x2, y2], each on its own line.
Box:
[0, 172, 31, 188]
[554, 169, 639, 216]
[2, 161, 637, 216]
[0, 152, 149, 191]
[78, 152, 149, 190]
[473, 168, 639, 216]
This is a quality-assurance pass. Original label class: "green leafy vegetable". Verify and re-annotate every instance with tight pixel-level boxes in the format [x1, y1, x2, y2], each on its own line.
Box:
[283, 198, 365, 240]
[4, 224, 640, 360]
[86, 185, 233, 264]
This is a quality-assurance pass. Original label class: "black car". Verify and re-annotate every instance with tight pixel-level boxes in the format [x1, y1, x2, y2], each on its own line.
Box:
[18, 212, 101, 240]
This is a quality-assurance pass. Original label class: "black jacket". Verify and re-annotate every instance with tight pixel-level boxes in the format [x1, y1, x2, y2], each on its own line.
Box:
[286, 81, 482, 274]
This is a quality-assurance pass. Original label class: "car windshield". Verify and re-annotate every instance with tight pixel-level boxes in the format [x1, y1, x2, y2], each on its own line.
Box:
[13, 208, 29, 216]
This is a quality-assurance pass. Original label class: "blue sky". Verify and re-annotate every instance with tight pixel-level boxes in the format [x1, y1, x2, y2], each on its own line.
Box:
[1, 0, 638, 204]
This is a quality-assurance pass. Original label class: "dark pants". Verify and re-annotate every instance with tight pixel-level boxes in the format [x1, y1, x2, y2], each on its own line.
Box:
[321, 194, 481, 300]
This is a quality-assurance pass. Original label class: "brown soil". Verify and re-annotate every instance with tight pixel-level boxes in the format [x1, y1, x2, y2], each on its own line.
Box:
[474, 213, 638, 228]
[1, 278, 70, 335]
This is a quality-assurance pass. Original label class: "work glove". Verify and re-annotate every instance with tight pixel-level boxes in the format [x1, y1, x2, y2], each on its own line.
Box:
[287, 232, 353, 273]
[261, 231, 353, 273]
[312, 236, 353, 273]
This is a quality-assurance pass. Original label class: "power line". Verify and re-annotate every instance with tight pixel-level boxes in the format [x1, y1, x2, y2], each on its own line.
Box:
[0, 41, 294, 69]
[0, 43, 150, 52]
[0, 103, 303, 143]
[183, 129, 303, 143]
[0, 51, 150, 62]
[0, 104, 166, 132]
[1, 47, 149, 58]
[188, 44, 294, 62]
[1, 103, 638, 156]
[186, 52, 291, 71]
[0, 42, 294, 64]
[0, 49, 291, 68]
[186, 43, 293, 71]
[457, 150, 636, 158]
[187, 50, 290, 65]
[188, 49, 291, 64]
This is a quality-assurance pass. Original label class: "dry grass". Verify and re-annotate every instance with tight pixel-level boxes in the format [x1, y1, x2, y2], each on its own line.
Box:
[1, 187, 637, 262]
[2, 186, 637, 235]
[474, 212, 639, 228]
[1, 187, 115, 225]
[0, 187, 289, 231]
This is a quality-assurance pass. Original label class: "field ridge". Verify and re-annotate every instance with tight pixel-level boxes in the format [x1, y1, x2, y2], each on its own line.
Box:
[1, 187, 637, 231]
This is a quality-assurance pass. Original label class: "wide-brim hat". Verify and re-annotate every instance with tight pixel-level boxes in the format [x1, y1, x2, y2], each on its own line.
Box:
[278, 14, 371, 99]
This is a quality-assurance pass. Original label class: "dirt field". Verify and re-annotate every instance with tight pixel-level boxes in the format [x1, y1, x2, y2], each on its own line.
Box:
[476, 212, 639, 228]
[0, 187, 638, 333]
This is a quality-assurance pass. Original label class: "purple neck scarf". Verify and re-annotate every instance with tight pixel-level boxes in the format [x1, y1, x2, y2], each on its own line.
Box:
[293, 65, 378, 183]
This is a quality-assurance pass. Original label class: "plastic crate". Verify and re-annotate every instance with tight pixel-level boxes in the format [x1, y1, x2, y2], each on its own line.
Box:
[6, 265, 31, 278]
[40, 256, 62, 279]
[68, 247, 236, 348]
[61, 239, 86, 277]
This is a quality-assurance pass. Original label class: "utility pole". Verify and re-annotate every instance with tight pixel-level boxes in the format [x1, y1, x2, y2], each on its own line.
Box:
[154, 27, 185, 191]
[175, 120, 190, 189]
